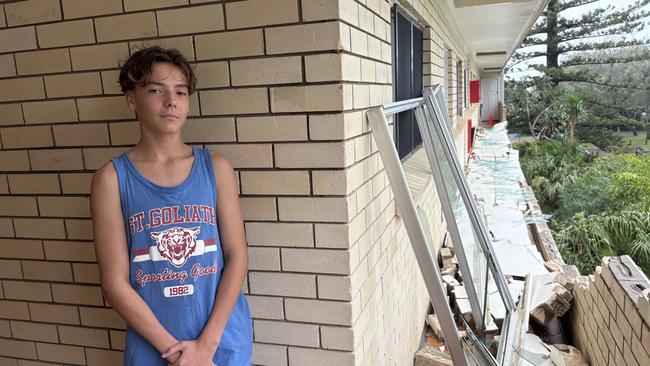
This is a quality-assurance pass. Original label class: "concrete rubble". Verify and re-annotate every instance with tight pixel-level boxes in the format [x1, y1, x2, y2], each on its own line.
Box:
[529, 272, 572, 326]
[415, 123, 589, 365]
[439, 247, 454, 269]
[515, 334, 588, 366]
[414, 346, 453, 366]
[426, 314, 444, 340]
[549, 344, 588, 366]
[640, 288, 650, 325]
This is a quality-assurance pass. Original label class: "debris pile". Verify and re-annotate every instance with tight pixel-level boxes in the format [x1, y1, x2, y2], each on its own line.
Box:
[414, 123, 589, 365]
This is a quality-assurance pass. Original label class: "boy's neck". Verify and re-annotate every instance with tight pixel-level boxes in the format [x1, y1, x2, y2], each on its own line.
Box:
[131, 133, 191, 162]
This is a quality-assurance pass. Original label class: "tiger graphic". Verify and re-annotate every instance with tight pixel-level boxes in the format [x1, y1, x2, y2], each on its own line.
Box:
[150, 227, 201, 268]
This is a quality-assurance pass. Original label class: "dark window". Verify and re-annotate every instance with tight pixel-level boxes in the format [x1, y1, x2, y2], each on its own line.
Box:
[464, 68, 468, 109]
[456, 61, 462, 116]
[393, 7, 423, 160]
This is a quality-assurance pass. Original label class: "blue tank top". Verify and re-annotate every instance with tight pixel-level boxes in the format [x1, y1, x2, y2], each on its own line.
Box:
[111, 146, 252, 366]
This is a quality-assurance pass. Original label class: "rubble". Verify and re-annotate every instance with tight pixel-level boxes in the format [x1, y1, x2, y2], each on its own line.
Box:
[640, 288, 650, 325]
[492, 240, 548, 278]
[414, 346, 453, 366]
[426, 314, 444, 340]
[518, 333, 553, 365]
[415, 123, 596, 365]
[516, 334, 589, 366]
[441, 274, 460, 294]
[549, 344, 588, 366]
[544, 260, 562, 272]
[529, 273, 572, 326]
[440, 264, 458, 276]
[440, 247, 454, 269]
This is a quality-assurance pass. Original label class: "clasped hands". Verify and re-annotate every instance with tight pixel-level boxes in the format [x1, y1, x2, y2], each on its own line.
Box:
[162, 338, 218, 366]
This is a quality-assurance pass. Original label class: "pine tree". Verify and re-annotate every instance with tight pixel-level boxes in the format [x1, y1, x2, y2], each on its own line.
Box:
[509, 0, 650, 87]
[506, 0, 650, 146]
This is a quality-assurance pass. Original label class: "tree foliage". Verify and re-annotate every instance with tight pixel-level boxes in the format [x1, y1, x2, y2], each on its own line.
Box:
[555, 153, 650, 220]
[556, 211, 650, 275]
[517, 140, 650, 275]
[509, 0, 650, 86]
[516, 139, 588, 209]
[506, 0, 650, 146]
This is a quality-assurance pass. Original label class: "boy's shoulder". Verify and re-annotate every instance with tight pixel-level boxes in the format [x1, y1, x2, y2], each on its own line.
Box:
[94, 159, 119, 180]
[90, 160, 119, 197]
[207, 149, 234, 175]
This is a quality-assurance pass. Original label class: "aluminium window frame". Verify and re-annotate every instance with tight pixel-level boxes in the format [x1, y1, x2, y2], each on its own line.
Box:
[365, 86, 520, 366]
[366, 101, 470, 366]
[422, 85, 518, 365]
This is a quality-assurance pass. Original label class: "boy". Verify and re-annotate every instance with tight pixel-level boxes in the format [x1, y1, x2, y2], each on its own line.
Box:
[91, 47, 253, 365]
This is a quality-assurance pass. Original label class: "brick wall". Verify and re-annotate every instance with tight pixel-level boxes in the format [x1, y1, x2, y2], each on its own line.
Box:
[569, 256, 650, 366]
[344, 0, 479, 365]
[0, 0, 480, 365]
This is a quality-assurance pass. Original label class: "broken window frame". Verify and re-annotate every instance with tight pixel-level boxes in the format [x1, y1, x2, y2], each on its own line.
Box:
[365, 86, 520, 366]
[421, 85, 519, 364]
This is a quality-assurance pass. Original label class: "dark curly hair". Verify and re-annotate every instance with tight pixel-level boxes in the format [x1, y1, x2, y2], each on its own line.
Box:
[119, 46, 196, 95]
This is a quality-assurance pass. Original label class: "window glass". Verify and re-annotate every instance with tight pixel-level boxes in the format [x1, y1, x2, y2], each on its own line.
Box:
[457, 61, 463, 116]
[393, 7, 423, 159]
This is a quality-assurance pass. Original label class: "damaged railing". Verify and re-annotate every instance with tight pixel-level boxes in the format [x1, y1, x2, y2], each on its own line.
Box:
[365, 86, 520, 366]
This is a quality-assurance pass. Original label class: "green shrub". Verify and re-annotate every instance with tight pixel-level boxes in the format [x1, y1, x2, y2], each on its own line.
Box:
[515, 140, 586, 210]
[556, 211, 650, 275]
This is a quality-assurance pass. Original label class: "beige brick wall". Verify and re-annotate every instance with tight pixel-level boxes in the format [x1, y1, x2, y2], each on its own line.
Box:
[569, 257, 650, 366]
[339, 0, 480, 365]
[0, 0, 480, 364]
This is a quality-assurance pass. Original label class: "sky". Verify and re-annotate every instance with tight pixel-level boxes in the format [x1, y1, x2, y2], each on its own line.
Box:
[506, 0, 650, 79]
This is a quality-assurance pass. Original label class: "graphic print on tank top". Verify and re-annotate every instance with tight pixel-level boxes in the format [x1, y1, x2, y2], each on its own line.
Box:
[126, 203, 220, 297]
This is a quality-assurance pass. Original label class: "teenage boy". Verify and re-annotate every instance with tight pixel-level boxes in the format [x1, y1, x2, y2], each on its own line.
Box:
[91, 47, 253, 365]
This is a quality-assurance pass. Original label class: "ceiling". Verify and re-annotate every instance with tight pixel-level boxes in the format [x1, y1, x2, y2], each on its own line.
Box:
[452, 0, 549, 72]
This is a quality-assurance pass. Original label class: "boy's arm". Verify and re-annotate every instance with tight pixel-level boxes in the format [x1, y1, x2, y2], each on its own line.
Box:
[91, 162, 179, 356]
[162, 153, 249, 363]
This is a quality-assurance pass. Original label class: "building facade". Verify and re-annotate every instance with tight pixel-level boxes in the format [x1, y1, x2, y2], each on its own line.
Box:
[0, 0, 545, 365]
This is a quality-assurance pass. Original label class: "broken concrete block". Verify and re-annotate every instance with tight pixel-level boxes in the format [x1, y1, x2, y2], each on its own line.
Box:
[559, 264, 580, 281]
[440, 248, 454, 269]
[640, 288, 650, 327]
[530, 273, 573, 326]
[599, 257, 614, 288]
[575, 275, 590, 289]
[454, 298, 473, 327]
[553, 285, 572, 304]
[414, 346, 452, 366]
[608, 255, 650, 308]
[452, 286, 468, 300]
[425, 327, 444, 348]
[441, 275, 460, 294]
[530, 316, 565, 345]
[440, 264, 457, 276]
[446, 239, 454, 253]
[530, 295, 571, 326]
[426, 314, 444, 340]
[554, 273, 575, 293]
[544, 260, 561, 272]
[550, 344, 588, 366]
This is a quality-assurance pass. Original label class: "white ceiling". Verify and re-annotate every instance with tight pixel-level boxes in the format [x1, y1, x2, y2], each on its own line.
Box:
[452, 0, 549, 71]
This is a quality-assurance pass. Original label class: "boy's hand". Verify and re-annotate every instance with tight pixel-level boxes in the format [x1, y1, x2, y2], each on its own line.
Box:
[165, 349, 181, 365]
[162, 339, 217, 366]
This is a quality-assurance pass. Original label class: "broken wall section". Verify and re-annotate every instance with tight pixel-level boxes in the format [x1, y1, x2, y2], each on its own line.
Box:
[568, 256, 650, 366]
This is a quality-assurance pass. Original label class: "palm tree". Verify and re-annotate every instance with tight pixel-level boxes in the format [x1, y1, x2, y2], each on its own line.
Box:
[563, 92, 588, 155]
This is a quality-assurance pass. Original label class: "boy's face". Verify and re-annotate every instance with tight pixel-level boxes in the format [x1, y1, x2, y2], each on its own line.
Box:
[126, 62, 190, 135]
